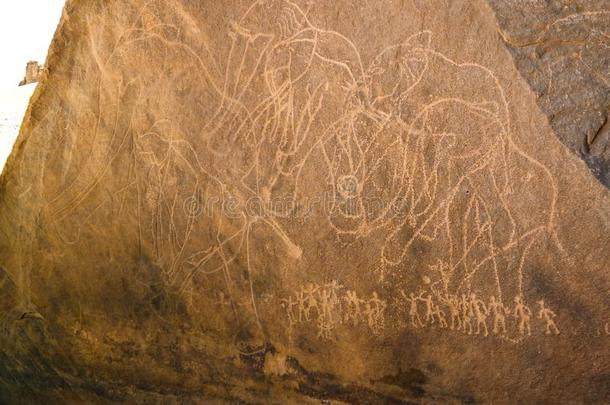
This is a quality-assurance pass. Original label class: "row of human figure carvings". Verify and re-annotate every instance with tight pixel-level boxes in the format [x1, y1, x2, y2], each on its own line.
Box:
[281, 282, 387, 339]
[280, 281, 564, 340]
[401, 291, 560, 337]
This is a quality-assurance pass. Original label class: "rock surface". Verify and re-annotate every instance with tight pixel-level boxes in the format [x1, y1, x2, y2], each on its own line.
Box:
[489, 0, 610, 187]
[0, 0, 608, 403]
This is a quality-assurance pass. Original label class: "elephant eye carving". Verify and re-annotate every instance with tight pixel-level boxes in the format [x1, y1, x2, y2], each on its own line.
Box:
[336, 175, 359, 199]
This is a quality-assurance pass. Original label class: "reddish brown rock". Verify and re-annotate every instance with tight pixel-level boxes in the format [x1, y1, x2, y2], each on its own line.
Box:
[0, 0, 608, 403]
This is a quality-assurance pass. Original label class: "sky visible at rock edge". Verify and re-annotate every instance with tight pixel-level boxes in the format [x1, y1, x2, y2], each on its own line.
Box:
[0, 1, 65, 170]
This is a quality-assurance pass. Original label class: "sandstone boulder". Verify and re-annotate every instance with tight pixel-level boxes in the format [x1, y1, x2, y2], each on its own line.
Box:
[0, 0, 608, 403]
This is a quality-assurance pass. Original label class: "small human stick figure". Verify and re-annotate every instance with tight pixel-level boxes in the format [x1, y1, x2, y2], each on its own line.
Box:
[343, 290, 362, 326]
[433, 302, 448, 328]
[605, 323, 610, 336]
[316, 317, 333, 340]
[302, 283, 319, 321]
[537, 300, 560, 335]
[326, 280, 344, 314]
[471, 293, 489, 336]
[402, 290, 425, 328]
[319, 287, 335, 325]
[461, 294, 474, 335]
[447, 295, 462, 331]
[280, 296, 298, 325]
[488, 295, 510, 335]
[513, 295, 532, 336]
[421, 294, 436, 325]
[364, 292, 387, 334]
[295, 290, 307, 322]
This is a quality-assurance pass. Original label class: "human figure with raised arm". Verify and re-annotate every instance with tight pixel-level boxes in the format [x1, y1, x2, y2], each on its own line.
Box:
[514, 295, 532, 336]
[402, 290, 425, 328]
[537, 300, 560, 335]
[488, 295, 510, 335]
[471, 293, 489, 336]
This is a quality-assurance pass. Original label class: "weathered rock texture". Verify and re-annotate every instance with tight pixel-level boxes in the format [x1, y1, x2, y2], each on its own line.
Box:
[0, 0, 609, 403]
[489, 0, 610, 187]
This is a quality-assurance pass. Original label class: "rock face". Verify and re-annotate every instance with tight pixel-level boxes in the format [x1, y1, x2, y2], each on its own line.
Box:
[0, 0, 608, 403]
[488, 0, 610, 187]
[18, 61, 44, 86]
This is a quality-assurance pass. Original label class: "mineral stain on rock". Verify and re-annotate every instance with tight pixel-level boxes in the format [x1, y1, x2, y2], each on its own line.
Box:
[0, 0, 609, 403]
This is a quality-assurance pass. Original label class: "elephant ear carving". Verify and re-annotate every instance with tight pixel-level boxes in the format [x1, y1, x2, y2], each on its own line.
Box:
[367, 31, 432, 109]
[407, 30, 432, 48]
